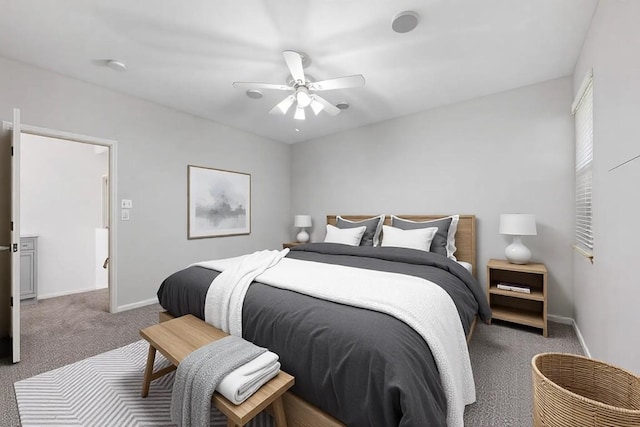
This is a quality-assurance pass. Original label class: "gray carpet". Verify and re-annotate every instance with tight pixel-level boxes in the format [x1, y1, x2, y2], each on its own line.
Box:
[464, 321, 584, 426]
[1, 289, 161, 427]
[13, 339, 271, 426]
[1, 289, 584, 426]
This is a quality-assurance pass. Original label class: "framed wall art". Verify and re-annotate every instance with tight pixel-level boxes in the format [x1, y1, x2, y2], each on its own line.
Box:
[188, 165, 251, 239]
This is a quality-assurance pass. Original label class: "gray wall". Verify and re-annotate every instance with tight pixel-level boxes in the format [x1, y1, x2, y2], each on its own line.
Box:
[0, 57, 291, 336]
[572, 1, 640, 373]
[291, 77, 575, 318]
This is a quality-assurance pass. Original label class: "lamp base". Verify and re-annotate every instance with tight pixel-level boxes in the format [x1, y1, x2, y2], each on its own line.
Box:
[505, 236, 531, 264]
[296, 229, 309, 243]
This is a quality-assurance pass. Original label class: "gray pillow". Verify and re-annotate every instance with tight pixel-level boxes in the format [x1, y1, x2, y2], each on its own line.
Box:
[336, 215, 384, 246]
[390, 216, 452, 257]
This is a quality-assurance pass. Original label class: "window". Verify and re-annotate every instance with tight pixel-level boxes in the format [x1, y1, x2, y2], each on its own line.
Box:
[572, 70, 593, 258]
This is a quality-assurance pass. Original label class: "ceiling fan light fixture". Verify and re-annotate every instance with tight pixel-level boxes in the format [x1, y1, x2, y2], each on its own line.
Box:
[296, 87, 312, 108]
[269, 95, 295, 115]
[310, 98, 324, 115]
[294, 107, 306, 121]
[278, 98, 294, 113]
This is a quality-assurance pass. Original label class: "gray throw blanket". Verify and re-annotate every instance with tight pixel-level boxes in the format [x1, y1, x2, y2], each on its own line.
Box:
[170, 335, 267, 427]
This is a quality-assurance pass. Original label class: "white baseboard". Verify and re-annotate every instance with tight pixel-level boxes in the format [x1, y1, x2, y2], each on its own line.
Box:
[571, 319, 591, 358]
[548, 314, 591, 357]
[115, 296, 159, 313]
[547, 314, 573, 325]
[38, 287, 104, 300]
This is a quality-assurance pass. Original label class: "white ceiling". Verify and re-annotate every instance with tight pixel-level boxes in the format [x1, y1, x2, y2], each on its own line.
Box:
[0, 0, 597, 143]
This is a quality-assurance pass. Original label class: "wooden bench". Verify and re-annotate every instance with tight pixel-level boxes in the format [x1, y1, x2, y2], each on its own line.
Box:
[140, 314, 294, 427]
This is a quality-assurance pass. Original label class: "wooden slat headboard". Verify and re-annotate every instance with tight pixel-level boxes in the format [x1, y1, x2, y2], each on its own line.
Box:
[326, 215, 477, 276]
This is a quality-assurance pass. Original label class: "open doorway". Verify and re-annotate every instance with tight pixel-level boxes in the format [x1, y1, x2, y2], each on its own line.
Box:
[20, 134, 110, 310]
[2, 114, 118, 363]
[12, 123, 118, 317]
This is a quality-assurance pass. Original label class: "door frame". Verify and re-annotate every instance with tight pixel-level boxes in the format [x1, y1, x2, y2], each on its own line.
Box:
[3, 121, 119, 313]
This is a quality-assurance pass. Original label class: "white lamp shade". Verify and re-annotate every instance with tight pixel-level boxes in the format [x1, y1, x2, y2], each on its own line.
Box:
[294, 215, 312, 228]
[499, 214, 537, 236]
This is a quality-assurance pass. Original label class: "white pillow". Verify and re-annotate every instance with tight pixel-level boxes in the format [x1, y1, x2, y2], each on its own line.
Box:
[324, 224, 367, 246]
[447, 215, 460, 260]
[457, 261, 473, 274]
[381, 225, 438, 252]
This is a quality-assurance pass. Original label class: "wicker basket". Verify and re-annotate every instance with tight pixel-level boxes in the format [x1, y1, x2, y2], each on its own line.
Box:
[532, 353, 640, 427]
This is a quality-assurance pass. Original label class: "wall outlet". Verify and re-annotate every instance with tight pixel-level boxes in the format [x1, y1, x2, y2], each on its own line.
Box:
[121, 199, 133, 209]
[121, 209, 130, 221]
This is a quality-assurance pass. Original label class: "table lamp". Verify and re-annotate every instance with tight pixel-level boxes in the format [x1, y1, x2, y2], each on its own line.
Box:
[499, 214, 537, 264]
[294, 215, 312, 243]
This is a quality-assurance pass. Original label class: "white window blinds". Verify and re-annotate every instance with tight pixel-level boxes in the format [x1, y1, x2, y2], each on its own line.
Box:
[572, 71, 593, 253]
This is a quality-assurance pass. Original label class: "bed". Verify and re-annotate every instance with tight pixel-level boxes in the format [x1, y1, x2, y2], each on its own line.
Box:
[157, 215, 491, 427]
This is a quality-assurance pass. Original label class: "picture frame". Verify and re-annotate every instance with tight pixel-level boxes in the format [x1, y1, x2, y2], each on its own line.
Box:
[187, 165, 251, 239]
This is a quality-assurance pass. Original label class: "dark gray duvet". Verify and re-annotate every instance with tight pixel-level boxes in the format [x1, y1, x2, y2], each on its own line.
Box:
[157, 243, 491, 427]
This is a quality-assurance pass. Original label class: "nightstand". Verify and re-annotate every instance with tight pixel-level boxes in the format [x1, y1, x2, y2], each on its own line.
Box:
[486, 259, 547, 337]
[282, 242, 303, 249]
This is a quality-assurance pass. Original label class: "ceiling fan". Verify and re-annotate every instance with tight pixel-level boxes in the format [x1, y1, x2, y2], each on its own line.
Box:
[233, 50, 365, 120]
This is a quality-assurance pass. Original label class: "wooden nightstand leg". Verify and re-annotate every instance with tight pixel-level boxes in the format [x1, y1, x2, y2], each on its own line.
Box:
[227, 420, 240, 427]
[141, 345, 157, 398]
[271, 396, 288, 427]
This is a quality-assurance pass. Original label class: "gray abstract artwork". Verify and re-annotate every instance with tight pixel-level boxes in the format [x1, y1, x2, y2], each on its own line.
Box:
[188, 166, 250, 238]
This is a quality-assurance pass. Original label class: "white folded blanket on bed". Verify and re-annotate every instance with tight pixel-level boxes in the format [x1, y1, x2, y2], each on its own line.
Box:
[217, 351, 281, 405]
[191, 248, 289, 336]
[198, 252, 474, 427]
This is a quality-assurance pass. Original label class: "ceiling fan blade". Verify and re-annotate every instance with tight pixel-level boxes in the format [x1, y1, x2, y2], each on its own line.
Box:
[233, 82, 291, 91]
[282, 50, 306, 84]
[309, 74, 365, 91]
[312, 95, 341, 116]
[269, 95, 295, 115]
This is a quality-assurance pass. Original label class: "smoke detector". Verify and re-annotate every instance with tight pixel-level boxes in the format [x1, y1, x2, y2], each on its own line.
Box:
[106, 60, 127, 72]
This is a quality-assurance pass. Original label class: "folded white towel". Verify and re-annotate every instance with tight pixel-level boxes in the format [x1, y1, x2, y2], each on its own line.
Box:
[216, 351, 281, 405]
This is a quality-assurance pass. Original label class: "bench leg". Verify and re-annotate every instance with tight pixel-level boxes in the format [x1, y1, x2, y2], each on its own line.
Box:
[271, 396, 287, 427]
[141, 345, 157, 398]
[141, 344, 177, 398]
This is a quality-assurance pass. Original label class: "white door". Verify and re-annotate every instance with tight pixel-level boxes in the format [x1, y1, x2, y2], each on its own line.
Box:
[10, 108, 21, 363]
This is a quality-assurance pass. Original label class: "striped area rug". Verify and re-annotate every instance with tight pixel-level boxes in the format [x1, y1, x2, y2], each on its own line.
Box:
[14, 340, 273, 427]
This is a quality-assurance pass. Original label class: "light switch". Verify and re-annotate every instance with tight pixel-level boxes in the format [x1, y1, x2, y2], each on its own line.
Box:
[121, 199, 133, 209]
[121, 209, 130, 221]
